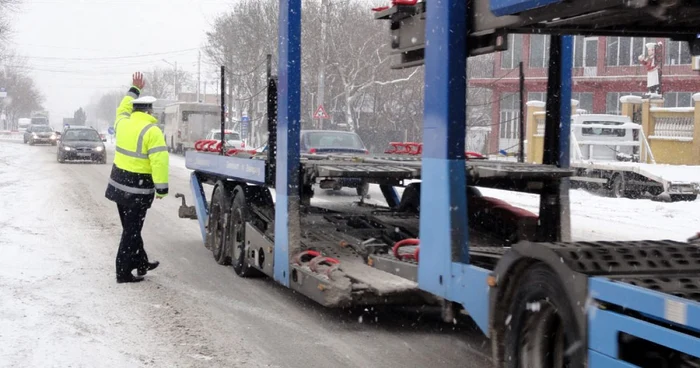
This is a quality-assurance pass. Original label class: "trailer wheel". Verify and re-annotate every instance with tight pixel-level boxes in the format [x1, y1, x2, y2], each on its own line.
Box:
[610, 174, 625, 198]
[504, 263, 584, 368]
[670, 194, 698, 202]
[207, 181, 232, 265]
[356, 181, 370, 197]
[227, 185, 262, 277]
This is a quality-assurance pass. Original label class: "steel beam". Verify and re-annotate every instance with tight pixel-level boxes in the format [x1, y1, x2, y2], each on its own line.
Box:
[274, 0, 302, 286]
[417, 0, 469, 297]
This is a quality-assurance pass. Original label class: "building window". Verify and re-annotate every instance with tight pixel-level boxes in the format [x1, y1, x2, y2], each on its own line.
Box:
[499, 93, 521, 148]
[664, 92, 693, 107]
[666, 40, 692, 65]
[606, 37, 648, 66]
[501, 34, 523, 69]
[529, 35, 550, 68]
[527, 92, 593, 113]
[606, 92, 645, 114]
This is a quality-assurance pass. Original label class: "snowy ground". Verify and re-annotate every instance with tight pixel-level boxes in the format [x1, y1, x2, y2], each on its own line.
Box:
[0, 140, 492, 368]
[1, 139, 698, 367]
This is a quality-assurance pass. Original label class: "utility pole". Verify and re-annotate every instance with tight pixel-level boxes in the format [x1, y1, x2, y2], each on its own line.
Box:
[174, 61, 179, 99]
[197, 51, 201, 102]
[518, 61, 525, 163]
[316, 0, 329, 130]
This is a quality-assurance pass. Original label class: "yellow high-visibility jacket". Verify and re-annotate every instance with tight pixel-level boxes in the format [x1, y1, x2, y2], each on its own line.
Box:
[105, 86, 169, 208]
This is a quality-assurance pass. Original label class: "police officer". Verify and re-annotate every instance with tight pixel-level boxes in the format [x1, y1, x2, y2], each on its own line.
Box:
[105, 72, 169, 283]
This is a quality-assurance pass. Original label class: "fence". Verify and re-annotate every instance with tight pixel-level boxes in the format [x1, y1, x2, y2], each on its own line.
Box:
[621, 93, 700, 165]
[0, 131, 24, 142]
[525, 94, 700, 166]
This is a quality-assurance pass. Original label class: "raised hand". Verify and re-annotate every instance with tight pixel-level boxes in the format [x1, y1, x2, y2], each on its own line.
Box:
[132, 72, 146, 90]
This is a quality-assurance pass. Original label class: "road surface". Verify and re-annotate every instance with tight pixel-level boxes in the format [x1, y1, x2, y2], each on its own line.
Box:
[0, 141, 493, 368]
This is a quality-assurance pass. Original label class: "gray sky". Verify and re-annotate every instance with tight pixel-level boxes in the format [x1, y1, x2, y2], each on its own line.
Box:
[10, 0, 232, 125]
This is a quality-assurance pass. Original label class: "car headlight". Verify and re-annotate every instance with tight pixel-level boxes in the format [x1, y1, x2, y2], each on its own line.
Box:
[50, 134, 56, 139]
[64, 146, 71, 151]
[95, 146, 104, 152]
[32, 134, 38, 138]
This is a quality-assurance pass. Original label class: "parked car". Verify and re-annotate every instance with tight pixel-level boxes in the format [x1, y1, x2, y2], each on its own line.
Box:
[204, 129, 245, 149]
[300, 130, 370, 196]
[24, 124, 58, 145]
[57, 126, 107, 164]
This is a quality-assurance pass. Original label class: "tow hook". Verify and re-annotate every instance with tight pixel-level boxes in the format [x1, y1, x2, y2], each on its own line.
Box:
[175, 193, 198, 219]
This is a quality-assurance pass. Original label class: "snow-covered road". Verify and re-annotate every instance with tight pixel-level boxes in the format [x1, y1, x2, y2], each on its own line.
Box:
[2, 140, 698, 368]
[0, 141, 493, 368]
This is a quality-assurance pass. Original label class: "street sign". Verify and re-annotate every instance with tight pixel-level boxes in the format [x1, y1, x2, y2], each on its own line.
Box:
[314, 105, 330, 120]
[241, 116, 250, 140]
[108, 127, 115, 135]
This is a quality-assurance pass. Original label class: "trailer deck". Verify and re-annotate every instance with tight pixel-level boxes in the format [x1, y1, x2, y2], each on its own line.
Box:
[186, 150, 574, 193]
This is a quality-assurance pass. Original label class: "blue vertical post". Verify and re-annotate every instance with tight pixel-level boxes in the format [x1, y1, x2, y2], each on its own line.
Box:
[558, 36, 573, 169]
[558, 35, 573, 241]
[417, 0, 469, 297]
[274, 0, 302, 286]
[538, 35, 573, 242]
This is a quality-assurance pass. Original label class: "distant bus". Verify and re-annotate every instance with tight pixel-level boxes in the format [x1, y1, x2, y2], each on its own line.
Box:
[162, 102, 220, 154]
[18, 118, 31, 131]
[31, 116, 49, 125]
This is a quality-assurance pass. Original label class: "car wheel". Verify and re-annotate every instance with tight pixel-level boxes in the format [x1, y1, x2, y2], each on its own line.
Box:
[100, 156, 107, 164]
[57, 154, 65, 163]
[29, 139, 34, 146]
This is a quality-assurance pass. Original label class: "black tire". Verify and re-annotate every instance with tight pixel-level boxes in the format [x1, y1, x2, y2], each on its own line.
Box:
[670, 194, 698, 202]
[397, 182, 421, 212]
[227, 185, 264, 277]
[356, 181, 370, 197]
[504, 263, 584, 368]
[57, 153, 65, 163]
[206, 181, 232, 265]
[609, 174, 625, 198]
[28, 139, 34, 146]
[100, 156, 107, 164]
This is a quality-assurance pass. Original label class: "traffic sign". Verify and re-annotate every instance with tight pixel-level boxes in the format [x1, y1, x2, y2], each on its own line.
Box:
[108, 127, 115, 135]
[241, 116, 250, 139]
[313, 105, 330, 120]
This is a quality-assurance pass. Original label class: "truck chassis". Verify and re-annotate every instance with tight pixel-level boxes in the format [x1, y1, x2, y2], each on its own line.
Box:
[176, 0, 700, 366]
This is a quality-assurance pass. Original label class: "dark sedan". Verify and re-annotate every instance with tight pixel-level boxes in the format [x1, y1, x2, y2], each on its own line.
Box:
[24, 124, 58, 145]
[301, 130, 370, 196]
[57, 127, 107, 164]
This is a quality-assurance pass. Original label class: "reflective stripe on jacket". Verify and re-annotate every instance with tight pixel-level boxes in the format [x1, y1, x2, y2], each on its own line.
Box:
[105, 86, 169, 208]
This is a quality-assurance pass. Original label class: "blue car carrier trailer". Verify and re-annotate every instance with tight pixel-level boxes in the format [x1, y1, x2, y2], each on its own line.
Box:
[176, 0, 700, 366]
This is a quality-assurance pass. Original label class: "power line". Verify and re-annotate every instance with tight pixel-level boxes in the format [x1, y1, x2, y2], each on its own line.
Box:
[19, 47, 201, 61]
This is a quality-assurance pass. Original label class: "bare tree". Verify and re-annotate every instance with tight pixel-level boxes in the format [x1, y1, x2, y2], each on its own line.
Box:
[143, 67, 193, 99]
[0, 54, 44, 129]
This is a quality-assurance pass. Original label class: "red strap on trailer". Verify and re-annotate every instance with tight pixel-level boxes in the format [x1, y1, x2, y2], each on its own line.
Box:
[208, 141, 223, 152]
[308, 256, 341, 273]
[292, 250, 321, 265]
[392, 238, 420, 261]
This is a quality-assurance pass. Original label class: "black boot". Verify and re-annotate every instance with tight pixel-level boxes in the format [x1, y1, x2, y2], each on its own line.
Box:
[117, 274, 145, 283]
[137, 261, 160, 276]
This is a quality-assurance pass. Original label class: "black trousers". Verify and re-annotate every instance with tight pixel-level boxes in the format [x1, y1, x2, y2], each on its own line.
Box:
[116, 204, 149, 277]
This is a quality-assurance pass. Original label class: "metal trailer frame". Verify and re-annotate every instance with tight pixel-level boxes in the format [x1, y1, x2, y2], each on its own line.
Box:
[178, 0, 700, 366]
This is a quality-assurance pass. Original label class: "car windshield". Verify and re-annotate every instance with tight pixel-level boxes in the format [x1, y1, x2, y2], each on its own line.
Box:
[306, 132, 364, 149]
[213, 132, 240, 141]
[33, 126, 53, 132]
[62, 129, 101, 142]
